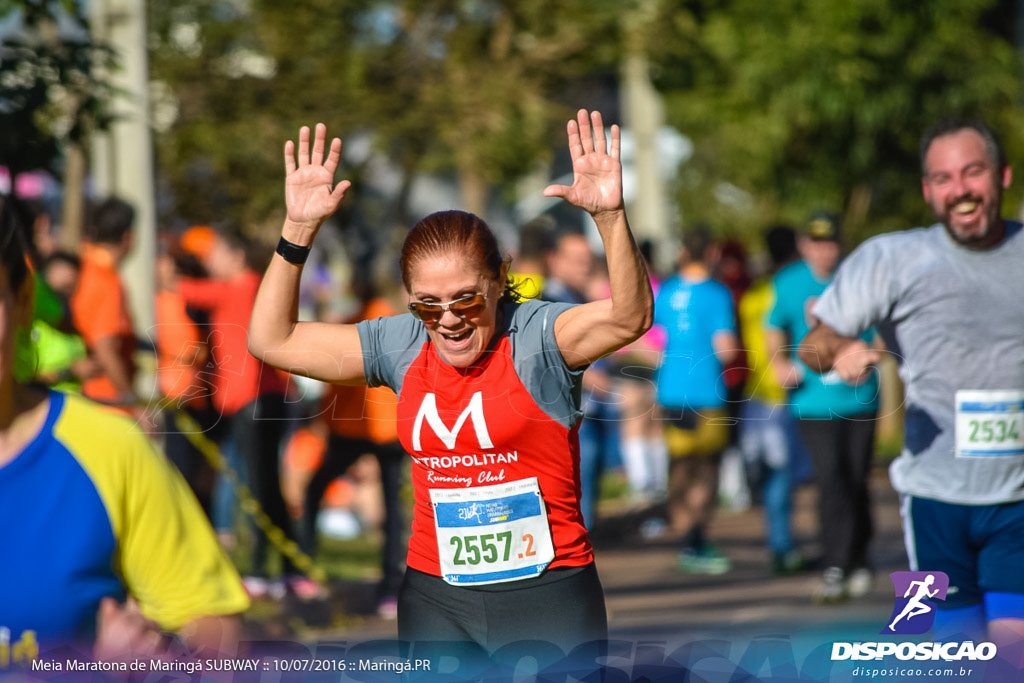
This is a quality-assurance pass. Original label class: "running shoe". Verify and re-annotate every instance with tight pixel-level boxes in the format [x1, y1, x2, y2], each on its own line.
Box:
[377, 596, 399, 620]
[812, 566, 849, 604]
[267, 579, 288, 601]
[771, 550, 805, 576]
[640, 517, 668, 540]
[242, 576, 269, 599]
[678, 547, 731, 575]
[288, 576, 325, 600]
[847, 567, 874, 598]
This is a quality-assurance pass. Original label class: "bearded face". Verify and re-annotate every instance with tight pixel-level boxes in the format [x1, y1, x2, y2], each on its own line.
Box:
[922, 129, 1012, 249]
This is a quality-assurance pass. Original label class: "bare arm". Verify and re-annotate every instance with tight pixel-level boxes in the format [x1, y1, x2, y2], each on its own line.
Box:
[798, 322, 879, 384]
[248, 124, 366, 384]
[545, 110, 653, 369]
[712, 330, 740, 365]
[178, 614, 243, 658]
[92, 335, 137, 400]
[95, 599, 242, 661]
[765, 326, 802, 389]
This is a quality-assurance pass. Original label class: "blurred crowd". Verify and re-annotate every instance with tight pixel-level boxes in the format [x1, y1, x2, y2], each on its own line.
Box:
[5, 189, 890, 629]
[509, 210, 883, 605]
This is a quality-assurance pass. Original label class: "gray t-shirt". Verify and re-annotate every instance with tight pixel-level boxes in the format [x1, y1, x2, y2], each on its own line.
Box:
[356, 298, 584, 428]
[813, 221, 1024, 505]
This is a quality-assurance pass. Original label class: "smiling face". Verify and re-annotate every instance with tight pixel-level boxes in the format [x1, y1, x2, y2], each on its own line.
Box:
[406, 251, 505, 368]
[922, 128, 1012, 249]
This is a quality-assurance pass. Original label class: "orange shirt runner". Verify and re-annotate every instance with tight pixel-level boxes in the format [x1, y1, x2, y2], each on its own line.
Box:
[177, 270, 286, 416]
[70, 244, 136, 404]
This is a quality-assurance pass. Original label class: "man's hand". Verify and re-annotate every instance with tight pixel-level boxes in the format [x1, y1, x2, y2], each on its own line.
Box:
[798, 321, 876, 381]
[831, 339, 880, 385]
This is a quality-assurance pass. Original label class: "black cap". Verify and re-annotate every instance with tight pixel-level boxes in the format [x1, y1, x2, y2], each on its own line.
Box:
[804, 210, 841, 242]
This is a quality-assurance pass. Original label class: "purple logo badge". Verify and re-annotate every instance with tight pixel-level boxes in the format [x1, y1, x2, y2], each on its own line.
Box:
[883, 571, 949, 635]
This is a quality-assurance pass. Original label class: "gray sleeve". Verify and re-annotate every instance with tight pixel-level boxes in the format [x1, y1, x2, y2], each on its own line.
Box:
[813, 235, 900, 338]
[356, 313, 426, 393]
[508, 299, 585, 428]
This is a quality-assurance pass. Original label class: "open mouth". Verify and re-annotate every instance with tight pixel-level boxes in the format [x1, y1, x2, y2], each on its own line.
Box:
[951, 200, 980, 216]
[439, 328, 474, 349]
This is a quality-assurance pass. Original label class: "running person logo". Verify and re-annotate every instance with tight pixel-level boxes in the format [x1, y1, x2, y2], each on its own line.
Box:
[884, 571, 949, 635]
[459, 502, 483, 523]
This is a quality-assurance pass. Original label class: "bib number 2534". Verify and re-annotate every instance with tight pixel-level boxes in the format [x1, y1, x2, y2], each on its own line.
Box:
[955, 390, 1024, 458]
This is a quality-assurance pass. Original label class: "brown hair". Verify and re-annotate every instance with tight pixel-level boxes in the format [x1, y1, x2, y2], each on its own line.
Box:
[920, 117, 1005, 175]
[399, 210, 522, 302]
[1, 196, 32, 294]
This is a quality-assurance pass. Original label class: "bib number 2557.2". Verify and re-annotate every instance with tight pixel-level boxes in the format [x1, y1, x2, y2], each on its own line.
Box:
[450, 531, 538, 566]
[431, 478, 555, 585]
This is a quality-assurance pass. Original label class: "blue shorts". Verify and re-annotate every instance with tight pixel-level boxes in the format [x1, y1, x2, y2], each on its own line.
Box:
[902, 495, 1024, 619]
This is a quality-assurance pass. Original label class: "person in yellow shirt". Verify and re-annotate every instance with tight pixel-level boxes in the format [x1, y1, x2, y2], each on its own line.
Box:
[508, 216, 554, 300]
[737, 224, 810, 575]
[1, 202, 249, 667]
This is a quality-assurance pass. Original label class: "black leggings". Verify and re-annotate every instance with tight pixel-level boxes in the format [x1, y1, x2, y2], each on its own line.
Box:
[398, 563, 607, 657]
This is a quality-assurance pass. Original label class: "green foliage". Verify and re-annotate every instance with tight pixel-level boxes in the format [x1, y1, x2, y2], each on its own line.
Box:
[1, 0, 116, 178]
[149, 0, 622, 235]
[647, 0, 1024, 245]
[16, 0, 1020, 255]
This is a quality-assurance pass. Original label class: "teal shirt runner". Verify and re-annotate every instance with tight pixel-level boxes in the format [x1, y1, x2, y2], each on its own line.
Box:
[768, 260, 879, 419]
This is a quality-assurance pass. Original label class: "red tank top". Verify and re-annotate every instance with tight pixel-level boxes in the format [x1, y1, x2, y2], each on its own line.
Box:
[397, 335, 593, 578]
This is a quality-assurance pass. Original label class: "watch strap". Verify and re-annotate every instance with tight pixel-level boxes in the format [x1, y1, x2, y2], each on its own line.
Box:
[276, 236, 312, 264]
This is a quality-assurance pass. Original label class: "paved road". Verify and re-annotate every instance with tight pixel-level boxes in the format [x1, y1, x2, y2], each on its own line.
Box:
[276, 467, 906, 644]
[594, 467, 907, 642]
[254, 469, 1024, 681]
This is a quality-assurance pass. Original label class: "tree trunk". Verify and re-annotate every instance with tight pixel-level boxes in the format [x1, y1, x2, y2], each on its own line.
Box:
[844, 183, 873, 243]
[459, 169, 489, 218]
[61, 143, 86, 249]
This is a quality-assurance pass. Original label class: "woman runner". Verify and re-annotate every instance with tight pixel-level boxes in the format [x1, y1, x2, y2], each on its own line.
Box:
[248, 109, 653, 656]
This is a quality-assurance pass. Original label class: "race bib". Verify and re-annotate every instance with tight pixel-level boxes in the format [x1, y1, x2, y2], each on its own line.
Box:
[430, 477, 554, 585]
[955, 390, 1024, 458]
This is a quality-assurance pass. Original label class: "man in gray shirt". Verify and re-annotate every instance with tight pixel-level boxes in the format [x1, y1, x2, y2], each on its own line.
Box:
[799, 118, 1024, 652]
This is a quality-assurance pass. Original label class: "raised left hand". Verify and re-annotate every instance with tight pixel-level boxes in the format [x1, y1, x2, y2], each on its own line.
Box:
[543, 109, 623, 218]
[283, 123, 351, 239]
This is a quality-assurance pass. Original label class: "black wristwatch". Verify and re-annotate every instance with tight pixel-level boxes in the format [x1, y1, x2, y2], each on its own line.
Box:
[276, 236, 312, 265]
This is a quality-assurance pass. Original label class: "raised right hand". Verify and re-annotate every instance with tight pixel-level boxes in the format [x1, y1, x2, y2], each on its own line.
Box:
[283, 123, 352, 241]
[542, 109, 624, 220]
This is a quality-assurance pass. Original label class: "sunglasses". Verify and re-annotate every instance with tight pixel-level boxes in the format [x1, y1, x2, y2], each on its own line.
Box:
[407, 293, 488, 324]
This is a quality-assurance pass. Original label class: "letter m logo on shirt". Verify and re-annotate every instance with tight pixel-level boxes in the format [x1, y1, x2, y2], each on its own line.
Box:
[412, 392, 494, 451]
